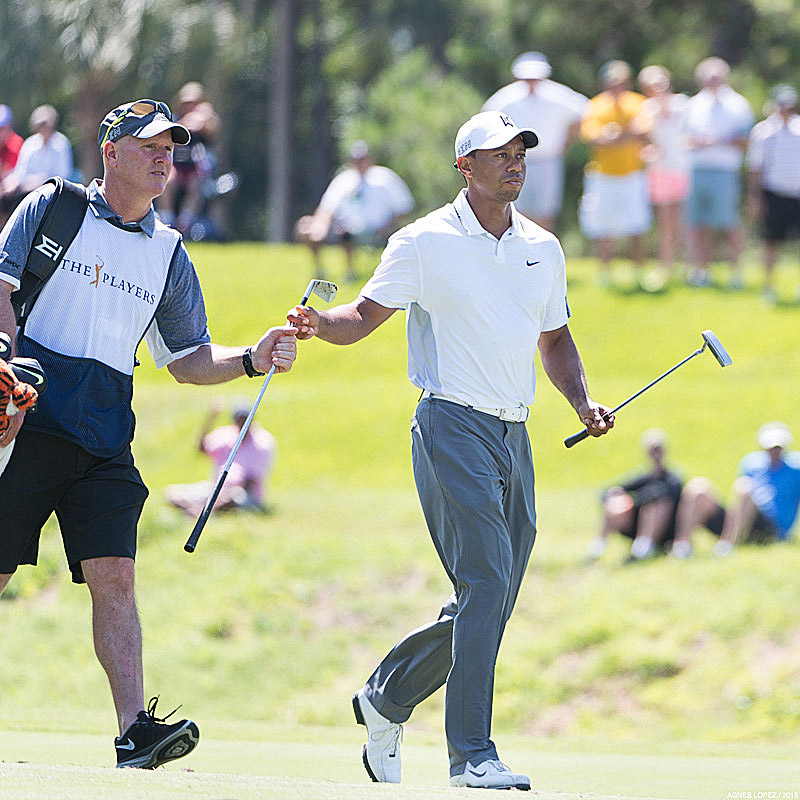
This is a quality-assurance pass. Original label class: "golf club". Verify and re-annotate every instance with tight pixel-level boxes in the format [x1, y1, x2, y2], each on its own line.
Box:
[564, 329, 732, 449]
[184, 278, 338, 553]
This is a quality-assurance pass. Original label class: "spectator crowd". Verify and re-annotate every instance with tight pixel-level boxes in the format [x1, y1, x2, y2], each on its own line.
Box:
[3, 55, 800, 301]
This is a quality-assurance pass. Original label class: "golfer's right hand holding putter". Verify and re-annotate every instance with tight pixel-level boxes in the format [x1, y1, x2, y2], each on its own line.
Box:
[566, 402, 614, 448]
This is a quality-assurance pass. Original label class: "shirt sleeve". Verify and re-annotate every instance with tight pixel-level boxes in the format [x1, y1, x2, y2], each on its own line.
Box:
[746, 124, 765, 171]
[360, 227, 422, 309]
[0, 183, 57, 289]
[385, 170, 414, 215]
[144, 242, 211, 368]
[541, 239, 569, 331]
[318, 170, 358, 214]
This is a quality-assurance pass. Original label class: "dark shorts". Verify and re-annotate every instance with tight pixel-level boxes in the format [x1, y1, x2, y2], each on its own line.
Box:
[0, 430, 148, 584]
[701, 503, 776, 544]
[762, 190, 800, 242]
[617, 504, 678, 544]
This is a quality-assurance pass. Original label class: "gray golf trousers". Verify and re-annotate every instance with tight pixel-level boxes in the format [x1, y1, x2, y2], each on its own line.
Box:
[361, 397, 537, 776]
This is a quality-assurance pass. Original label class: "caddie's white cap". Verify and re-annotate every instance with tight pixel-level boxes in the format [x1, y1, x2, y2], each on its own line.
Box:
[757, 421, 793, 450]
[511, 51, 552, 80]
[454, 111, 539, 162]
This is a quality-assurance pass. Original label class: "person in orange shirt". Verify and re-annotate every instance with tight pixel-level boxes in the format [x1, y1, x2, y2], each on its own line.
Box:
[579, 61, 652, 280]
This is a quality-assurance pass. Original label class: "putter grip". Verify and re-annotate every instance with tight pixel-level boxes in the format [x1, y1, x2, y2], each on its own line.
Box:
[564, 428, 590, 448]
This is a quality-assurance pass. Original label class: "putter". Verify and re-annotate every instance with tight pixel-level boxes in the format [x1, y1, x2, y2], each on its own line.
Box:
[184, 279, 338, 552]
[564, 329, 732, 449]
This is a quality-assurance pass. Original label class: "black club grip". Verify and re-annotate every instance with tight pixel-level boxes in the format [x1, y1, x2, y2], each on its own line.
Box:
[564, 428, 590, 448]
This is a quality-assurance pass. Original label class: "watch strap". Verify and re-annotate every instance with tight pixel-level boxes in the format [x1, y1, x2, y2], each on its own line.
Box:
[242, 346, 265, 378]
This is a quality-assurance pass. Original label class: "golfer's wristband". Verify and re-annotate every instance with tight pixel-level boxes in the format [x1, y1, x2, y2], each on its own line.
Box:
[242, 347, 264, 378]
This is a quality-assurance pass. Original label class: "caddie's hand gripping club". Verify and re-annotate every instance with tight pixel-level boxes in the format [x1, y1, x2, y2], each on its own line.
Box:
[184, 279, 338, 552]
[564, 330, 732, 449]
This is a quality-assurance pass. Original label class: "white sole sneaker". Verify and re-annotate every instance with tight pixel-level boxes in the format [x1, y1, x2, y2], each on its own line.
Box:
[450, 759, 531, 790]
[352, 689, 402, 783]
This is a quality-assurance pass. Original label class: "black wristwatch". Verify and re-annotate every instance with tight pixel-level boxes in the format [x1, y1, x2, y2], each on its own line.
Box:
[242, 346, 264, 378]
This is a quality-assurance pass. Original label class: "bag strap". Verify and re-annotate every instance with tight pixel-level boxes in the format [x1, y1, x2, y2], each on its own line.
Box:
[11, 176, 90, 326]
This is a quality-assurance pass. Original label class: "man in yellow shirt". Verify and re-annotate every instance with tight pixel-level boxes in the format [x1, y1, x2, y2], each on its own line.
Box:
[579, 60, 652, 279]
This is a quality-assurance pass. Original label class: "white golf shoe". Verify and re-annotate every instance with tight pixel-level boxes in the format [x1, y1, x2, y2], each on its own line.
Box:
[450, 759, 531, 790]
[352, 688, 402, 783]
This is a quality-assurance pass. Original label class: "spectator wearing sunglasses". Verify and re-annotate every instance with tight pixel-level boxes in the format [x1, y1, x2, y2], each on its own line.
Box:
[0, 98, 297, 769]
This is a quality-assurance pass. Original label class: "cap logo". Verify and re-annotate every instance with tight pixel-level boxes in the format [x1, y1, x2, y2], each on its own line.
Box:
[457, 139, 472, 157]
[499, 113, 514, 128]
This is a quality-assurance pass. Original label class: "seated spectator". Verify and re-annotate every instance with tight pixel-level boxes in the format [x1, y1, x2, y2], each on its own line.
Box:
[0, 104, 24, 223]
[165, 400, 276, 517]
[746, 84, 800, 304]
[294, 140, 414, 282]
[671, 421, 800, 557]
[157, 81, 220, 235]
[586, 428, 683, 562]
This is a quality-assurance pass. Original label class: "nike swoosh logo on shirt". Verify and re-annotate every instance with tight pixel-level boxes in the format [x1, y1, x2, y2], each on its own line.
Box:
[526, 260, 540, 267]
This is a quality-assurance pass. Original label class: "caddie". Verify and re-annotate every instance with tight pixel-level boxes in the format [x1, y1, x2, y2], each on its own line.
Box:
[288, 110, 614, 790]
[0, 99, 297, 768]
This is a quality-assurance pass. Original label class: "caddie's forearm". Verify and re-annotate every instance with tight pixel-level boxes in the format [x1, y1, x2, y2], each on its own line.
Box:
[169, 343, 250, 385]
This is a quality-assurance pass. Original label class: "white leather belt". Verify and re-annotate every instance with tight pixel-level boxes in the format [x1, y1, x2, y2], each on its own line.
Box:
[423, 392, 529, 423]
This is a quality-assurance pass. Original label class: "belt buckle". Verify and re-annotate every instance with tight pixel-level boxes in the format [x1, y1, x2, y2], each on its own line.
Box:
[499, 406, 528, 423]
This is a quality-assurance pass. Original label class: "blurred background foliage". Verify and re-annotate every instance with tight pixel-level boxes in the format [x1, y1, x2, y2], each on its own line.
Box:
[2, 0, 800, 240]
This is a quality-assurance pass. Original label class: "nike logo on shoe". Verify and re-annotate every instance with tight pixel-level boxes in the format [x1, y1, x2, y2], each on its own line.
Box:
[467, 766, 488, 777]
[115, 738, 136, 751]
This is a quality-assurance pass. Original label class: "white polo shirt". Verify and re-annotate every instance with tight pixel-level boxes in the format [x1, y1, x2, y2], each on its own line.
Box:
[747, 114, 800, 197]
[482, 79, 588, 161]
[685, 85, 754, 171]
[361, 189, 569, 409]
[319, 165, 414, 235]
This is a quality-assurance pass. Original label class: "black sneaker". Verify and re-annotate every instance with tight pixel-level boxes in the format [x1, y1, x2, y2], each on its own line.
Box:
[115, 697, 199, 769]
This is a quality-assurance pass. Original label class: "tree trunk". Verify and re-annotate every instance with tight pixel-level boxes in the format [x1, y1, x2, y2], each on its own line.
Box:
[266, 0, 296, 241]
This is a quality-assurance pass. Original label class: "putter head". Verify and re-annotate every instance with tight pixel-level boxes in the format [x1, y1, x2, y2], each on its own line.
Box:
[304, 279, 338, 305]
[701, 330, 732, 367]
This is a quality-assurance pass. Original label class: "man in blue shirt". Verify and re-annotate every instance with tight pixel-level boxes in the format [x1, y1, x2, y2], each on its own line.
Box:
[0, 99, 297, 768]
[671, 421, 800, 557]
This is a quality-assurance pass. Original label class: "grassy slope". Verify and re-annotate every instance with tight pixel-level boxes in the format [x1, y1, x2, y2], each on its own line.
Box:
[1, 242, 799, 795]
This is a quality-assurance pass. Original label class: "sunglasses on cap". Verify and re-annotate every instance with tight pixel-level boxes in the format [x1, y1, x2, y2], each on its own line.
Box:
[98, 99, 173, 148]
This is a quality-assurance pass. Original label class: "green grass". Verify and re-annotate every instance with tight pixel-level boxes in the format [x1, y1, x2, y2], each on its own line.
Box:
[1, 242, 799, 796]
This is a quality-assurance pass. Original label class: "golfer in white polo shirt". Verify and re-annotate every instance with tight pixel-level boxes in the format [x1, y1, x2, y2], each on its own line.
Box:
[288, 110, 614, 790]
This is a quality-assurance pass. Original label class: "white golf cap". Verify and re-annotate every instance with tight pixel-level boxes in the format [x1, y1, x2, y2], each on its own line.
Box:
[640, 427, 668, 451]
[511, 51, 552, 80]
[757, 421, 793, 450]
[454, 111, 539, 161]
